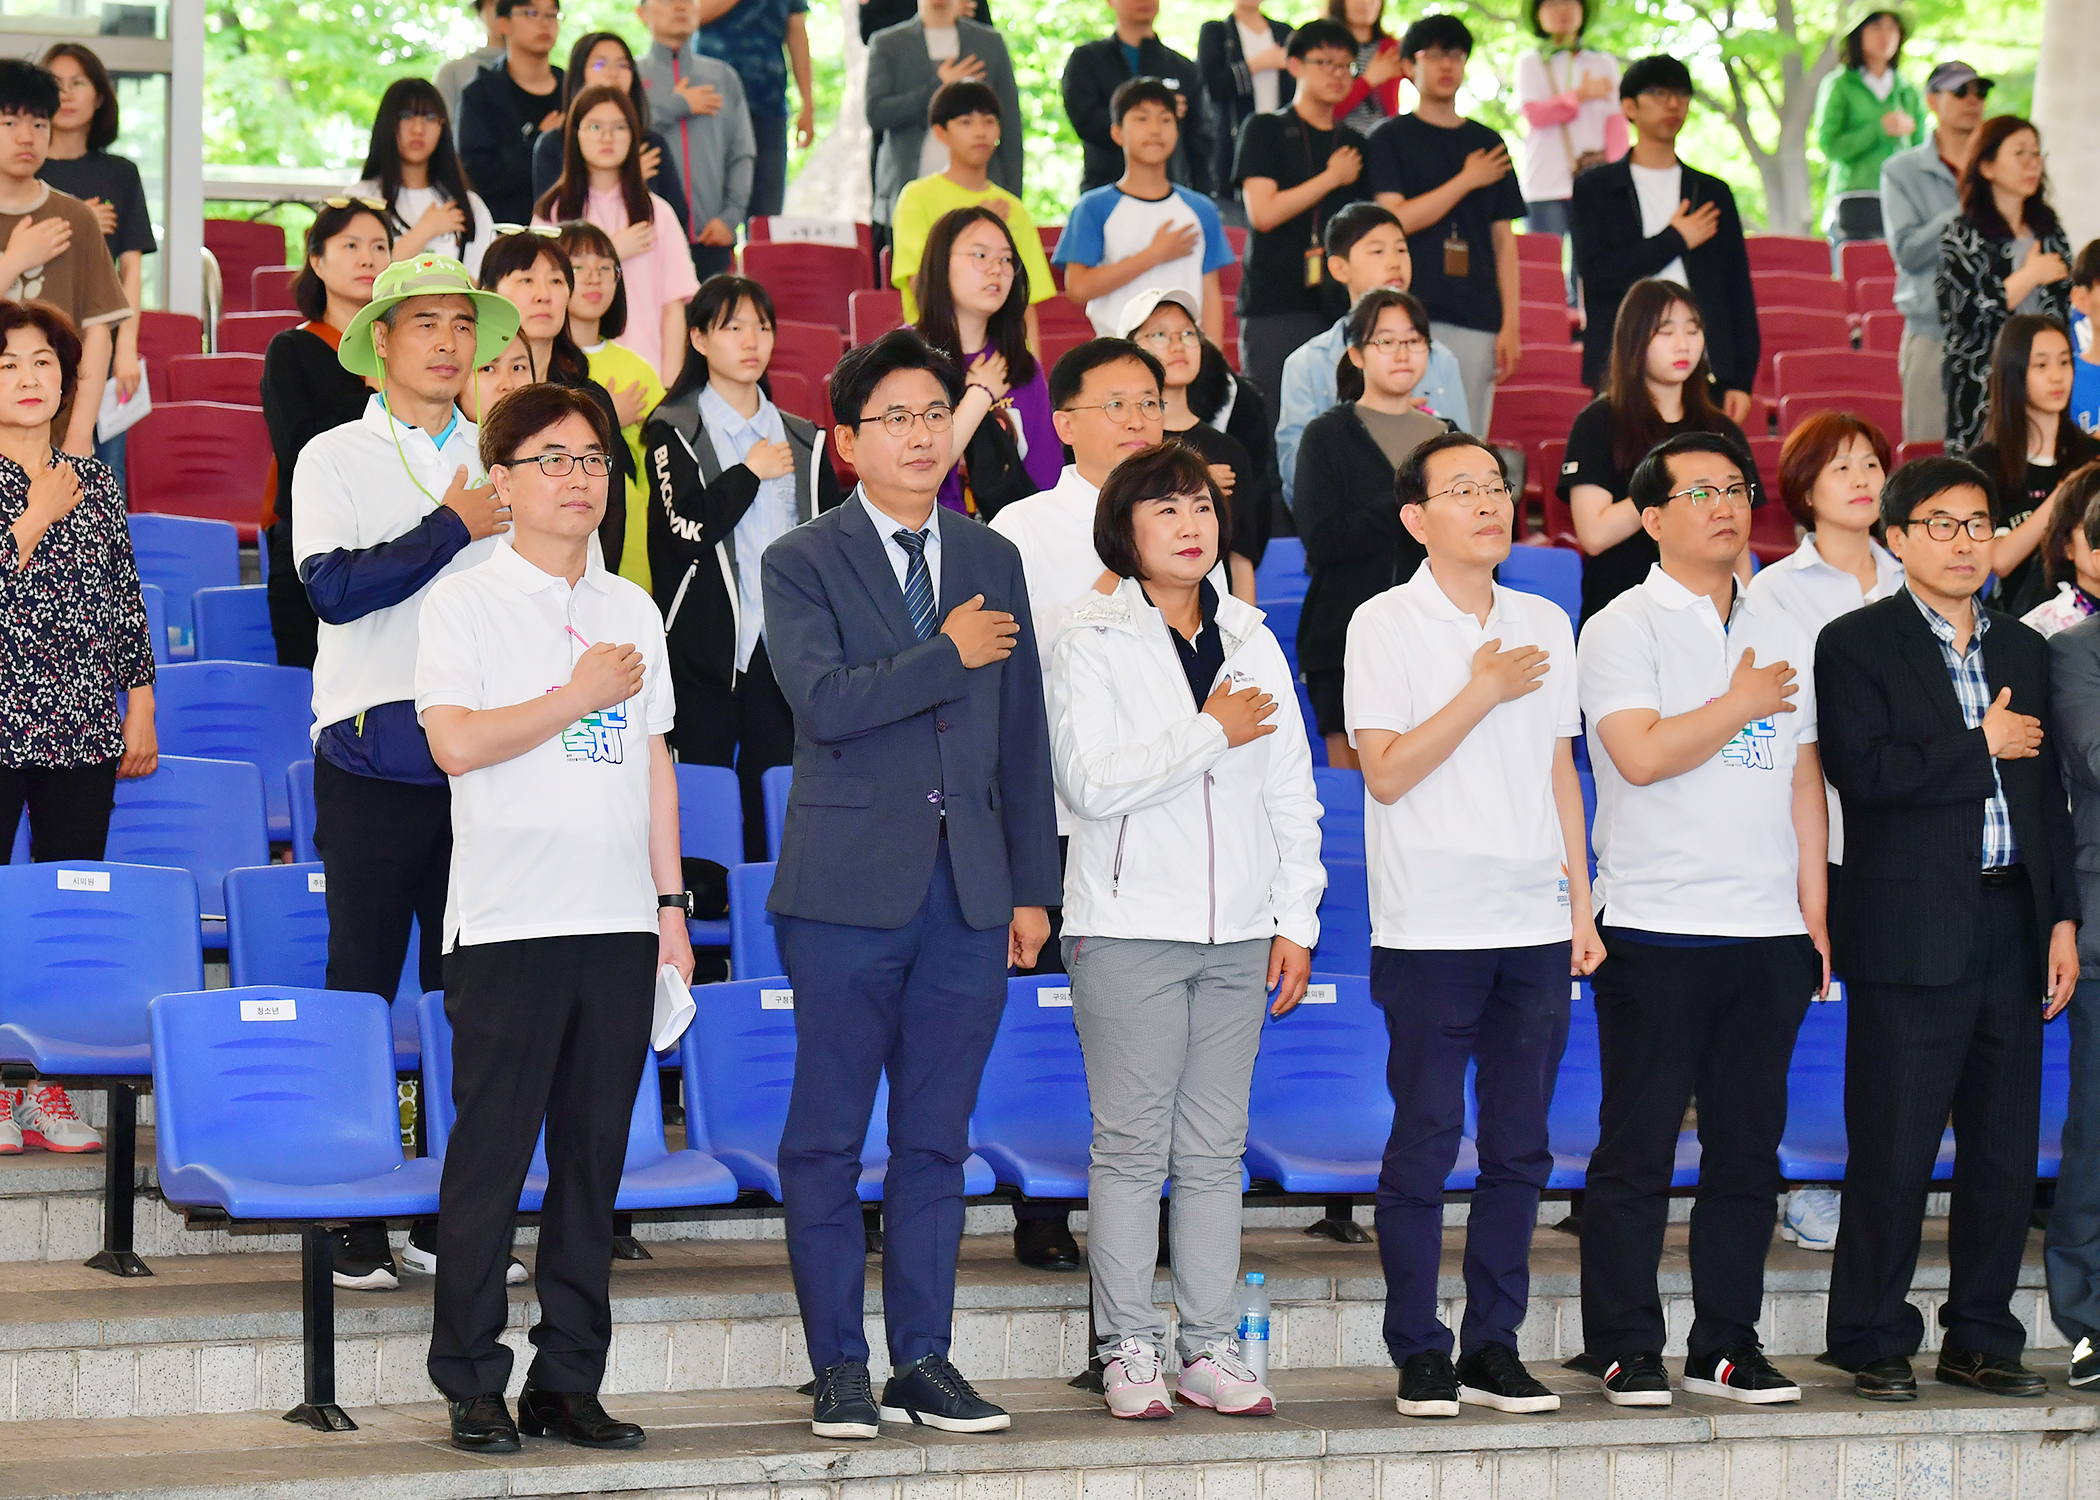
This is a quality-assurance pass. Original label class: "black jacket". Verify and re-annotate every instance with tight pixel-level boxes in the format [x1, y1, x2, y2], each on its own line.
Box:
[1816, 591, 2079, 987]
[1570, 156, 1760, 398]
[1196, 16, 1292, 200]
[456, 63, 564, 226]
[642, 389, 842, 698]
[1062, 35, 1214, 196]
[1291, 403, 1449, 674]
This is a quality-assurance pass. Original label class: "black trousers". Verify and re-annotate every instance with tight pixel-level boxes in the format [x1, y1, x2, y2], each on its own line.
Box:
[426, 931, 656, 1400]
[0, 759, 118, 861]
[265, 520, 318, 670]
[668, 640, 796, 864]
[1827, 877, 2043, 1366]
[1579, 932, 1816, 1362]
[311, 754, 450, 996]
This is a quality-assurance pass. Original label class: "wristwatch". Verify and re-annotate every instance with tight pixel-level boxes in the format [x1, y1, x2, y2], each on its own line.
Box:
[658, 892, 695, 917]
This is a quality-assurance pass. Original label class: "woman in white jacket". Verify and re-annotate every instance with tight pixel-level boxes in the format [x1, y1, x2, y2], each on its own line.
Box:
[1048, 442, 1326, 1422]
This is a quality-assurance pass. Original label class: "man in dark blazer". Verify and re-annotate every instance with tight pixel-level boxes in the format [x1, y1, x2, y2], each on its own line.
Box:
[1815, 455, 2080, 1402]
[866, 0, 1022, 228]
[1062, 0, 1213, 195]
[760, 329, 1061, 1441]
[1569, 54, 1759, 421]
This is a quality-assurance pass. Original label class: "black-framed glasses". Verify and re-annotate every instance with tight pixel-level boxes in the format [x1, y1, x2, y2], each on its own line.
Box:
[503, 452, 613, 477]
[1901, 514, 1995, 541]
[1667, 482, 1752, 508]
[1063, 397, 1166, 422]
[855, 404, 954, 437]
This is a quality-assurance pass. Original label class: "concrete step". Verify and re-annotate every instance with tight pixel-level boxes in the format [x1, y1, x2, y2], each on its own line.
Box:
[0, 1223, 2066, 1422]
[2, 1360, 2099, 1500]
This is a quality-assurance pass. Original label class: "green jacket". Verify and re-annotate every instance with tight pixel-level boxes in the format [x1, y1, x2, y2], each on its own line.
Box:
[1815, 66, 1926, 196]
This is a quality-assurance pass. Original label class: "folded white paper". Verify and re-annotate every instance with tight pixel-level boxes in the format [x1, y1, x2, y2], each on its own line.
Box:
[96, 357, 150, 442]
[653, 963, 696, 1051]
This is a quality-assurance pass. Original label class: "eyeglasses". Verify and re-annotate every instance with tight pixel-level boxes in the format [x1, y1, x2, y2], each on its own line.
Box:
[503, 451, 612, 476]
[53, 76, 97, 94]
[398, 109, 445, 124]
[509, 4, 560, 20]
[1362, 334, 1428, 356]
[1299, 56, 1354, 74]
[1901, 514, 1996, 541]
[1637, 87, 1693, 104]
[491, 223, 562, 237]
[580, 119, 632, 138]
[856, 404, 955, 436]
[323, 196, 389, 211]
[571, 258, 620, 282]
[952, 246, 1016, 274]
[1063, 397, 1166, 422]
[1666, 482, 1752, 508]
[1422, 479, 1513, 504]
[1137, 328, 1203, 350]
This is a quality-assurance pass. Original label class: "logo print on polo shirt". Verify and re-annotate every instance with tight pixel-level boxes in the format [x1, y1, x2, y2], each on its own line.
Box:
[562, 704, 627, 764]
[1720, 717, 1778, 770]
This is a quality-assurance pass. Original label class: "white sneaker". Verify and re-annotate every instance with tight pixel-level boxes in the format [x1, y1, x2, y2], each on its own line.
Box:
[0, 1090, 21, 1154]
[399, 1224, 527, 1284]
[1782, 1188, 1841, 1251]
[16, 1086, 101, 1152]
[1101, 1337, 1172, 1420]
[1176, 1339, 1275, 1416]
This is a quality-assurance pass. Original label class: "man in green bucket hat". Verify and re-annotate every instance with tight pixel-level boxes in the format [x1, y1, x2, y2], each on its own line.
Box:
[288, 253, 522, 1293]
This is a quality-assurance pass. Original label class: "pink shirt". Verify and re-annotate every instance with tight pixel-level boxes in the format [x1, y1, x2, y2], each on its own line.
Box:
[539, 186, 699, 376]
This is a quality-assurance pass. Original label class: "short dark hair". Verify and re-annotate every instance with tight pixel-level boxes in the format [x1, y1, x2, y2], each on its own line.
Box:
[1325, 201, 1404, 261]
[0, 299, 81, 410]
[480, 381, 615, 471]
[1620, 55, 1693, 100]
[1529, 0, 1586, 38]
[1049, 338, 1164, 410]
[2075, 238, 2100, 291]
[1287, 18, 1357, 60]
[1396, 430, 1504, 510]
[1879, 454, 1996, 532]
[1111, 76, 1179, 127]
[829, 328, 964, 428]
[665, 273, 778, 400]
[1776, 411, 1893, 528]
[1399, 14, 1473, 58]
[39, 44, 116, 150]
[1628, 431, 1756, 511]
[929, 79, 1001, 129]
[0, 59, 60, 120]
[294, 201, 393, 321]
[1094, 441, 1224, 581]
[493, 0, 538, 16]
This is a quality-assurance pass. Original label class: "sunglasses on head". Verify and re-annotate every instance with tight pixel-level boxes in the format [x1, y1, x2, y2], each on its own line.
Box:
[491, 223, 563, 238]
[322, 196, 389, 211]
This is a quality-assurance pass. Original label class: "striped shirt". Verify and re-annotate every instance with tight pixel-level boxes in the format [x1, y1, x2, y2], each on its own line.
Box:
[1910, 588, 2019, 869]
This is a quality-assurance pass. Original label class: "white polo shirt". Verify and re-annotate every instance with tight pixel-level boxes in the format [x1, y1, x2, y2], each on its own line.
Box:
[415, 540, 678, 950]
[293, 396, 498, 739]
[1578, 564, 1817, 938]
[1344, 563, 1581, 950]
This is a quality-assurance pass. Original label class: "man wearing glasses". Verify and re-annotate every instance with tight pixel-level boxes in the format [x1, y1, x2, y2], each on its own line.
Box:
[1816, 456, 2079, 1402]
[457, 0, 566, 226]
[759, 328, 1060, 1440]
[1573, 431, 1828, 1409]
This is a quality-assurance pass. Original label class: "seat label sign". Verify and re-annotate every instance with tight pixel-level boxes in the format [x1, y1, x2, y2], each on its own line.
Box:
[56, 869, 109, 892]
[307, 872, 326, 893]
[240, 997, 296, 1022]
[1300, 984, 1337, 1004]
[760, 988, 794, 1010]
[1037, 987, 1072, 1007]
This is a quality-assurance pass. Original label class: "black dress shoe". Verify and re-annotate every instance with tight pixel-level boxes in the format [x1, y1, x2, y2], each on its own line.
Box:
[515, 1386, 646, 1447]
[1013, 1215, 1082, 1271]
[448, 1393, 521, 1452]
[1852, 1355, 1917, 1402]
[1936, 1344, 2047, 1397]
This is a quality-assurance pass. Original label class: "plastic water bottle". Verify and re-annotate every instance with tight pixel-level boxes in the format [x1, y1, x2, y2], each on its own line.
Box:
[1235, 1271, 1271, 1379]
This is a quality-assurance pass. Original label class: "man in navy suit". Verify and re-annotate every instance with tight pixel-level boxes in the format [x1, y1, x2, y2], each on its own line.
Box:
[760, 329, 1061, 1440]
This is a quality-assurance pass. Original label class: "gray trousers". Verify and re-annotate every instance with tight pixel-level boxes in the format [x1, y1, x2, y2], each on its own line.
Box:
[1065, 933, 1271, 1361]
[1434, 321, 1500, 439]
[1900, 327, 1947, 445]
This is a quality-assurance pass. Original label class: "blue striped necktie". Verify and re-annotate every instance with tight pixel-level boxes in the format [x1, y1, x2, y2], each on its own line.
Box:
[892, 527, 936, 641]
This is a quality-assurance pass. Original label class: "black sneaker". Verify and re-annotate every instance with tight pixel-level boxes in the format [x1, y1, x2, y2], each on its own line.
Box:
[1456, 1343, 1561, 1413]
[1683, 1345, 1801, 1404]
[1597, 1352, 1672, 1407]
[1394, 1350, 1460, 1418]
[2073, 1337, 2100, 1390]
[811, 1360, 880, 1440]
[879, 1353, 1011, 1432]
[329, 1222, 399, 1291]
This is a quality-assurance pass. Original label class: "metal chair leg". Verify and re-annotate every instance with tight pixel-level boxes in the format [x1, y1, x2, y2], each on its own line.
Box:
[84, 1083, 151, 1277]
[284, 1224, 357, 1432]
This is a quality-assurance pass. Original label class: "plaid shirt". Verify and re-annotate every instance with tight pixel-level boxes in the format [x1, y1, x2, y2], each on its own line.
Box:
[1911, 589, 2020, 869]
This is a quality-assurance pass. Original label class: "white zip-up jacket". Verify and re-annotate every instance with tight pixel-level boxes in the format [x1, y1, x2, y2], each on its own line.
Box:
[1050, 576, 1325, 949]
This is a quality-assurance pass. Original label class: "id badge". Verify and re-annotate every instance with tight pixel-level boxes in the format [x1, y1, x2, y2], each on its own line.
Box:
[1304, 244, 1324, 288]
[1443, 227, 1470, 278]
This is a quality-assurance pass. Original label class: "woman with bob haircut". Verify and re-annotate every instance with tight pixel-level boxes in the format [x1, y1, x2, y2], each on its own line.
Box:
[353, 76, 496, 274]
[1047, 440, 1323, 1423]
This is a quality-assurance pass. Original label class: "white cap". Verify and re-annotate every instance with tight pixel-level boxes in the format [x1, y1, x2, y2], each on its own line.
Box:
[1114, 286, 1203, 341]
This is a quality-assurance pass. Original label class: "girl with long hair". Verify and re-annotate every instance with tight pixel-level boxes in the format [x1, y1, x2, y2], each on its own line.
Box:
[533, 84, 697, 384]
[528, 31, 685, 233]
[1561, 278, 1756, 628]
[353, 76, 495, 274]
[558, 218, 665, 590]
[1966, 313, 2097, 617]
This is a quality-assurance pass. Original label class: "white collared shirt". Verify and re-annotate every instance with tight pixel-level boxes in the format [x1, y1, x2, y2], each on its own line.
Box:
[988, 465, 1104, 672]
[292, 394, 499, 740]
[1578, 564, 1818, 937]
[700, 383, 798, 672]
[415, 539, 678, 950]
[1345, 562, 1581, 949]
[861, 488, 944, 601]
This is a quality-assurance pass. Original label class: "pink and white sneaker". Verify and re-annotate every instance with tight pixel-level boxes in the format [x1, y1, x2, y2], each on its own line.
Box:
[1102, 1337, 1172, 1420]
[16, 1086, 102, 1153]
[1176, 1340, 1275, 1416]
[0, 1090, 21, 1154]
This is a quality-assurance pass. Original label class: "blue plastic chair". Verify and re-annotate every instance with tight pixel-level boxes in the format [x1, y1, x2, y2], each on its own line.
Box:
[1549, 981, 1701, 1189]
[127, 514, 239, 651]
[1244, 975, 1398, 1194]
[287, 759, 317, 864]
[1311, 858, 1371, 976]
[1497, 544, 1581, 627]
[141, 583, 170, 666]
[1779, 986, 1953, 1183]
[153, 662, 315, 842]
[2041, 1016, 2072, 1179]
[1294, 679, 1326, 768]
[1255, 537, 1307, 601]
[678, 978, 994, 1201]
[1313, 767, 1364, 863]
[675, 762, 740, 947]
[970, 976, 1094, 1198]
[761, 764, 792, 861]
[1264, 596, 1303, 659]
[105, 755, 269, 933]
[730, 861, 782, 979]
[193, 585, 279, 664]
[7, 815, 23, 862]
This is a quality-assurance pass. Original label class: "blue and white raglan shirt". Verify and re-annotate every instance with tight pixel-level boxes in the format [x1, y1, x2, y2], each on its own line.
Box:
[1053, 182, 1234, 336]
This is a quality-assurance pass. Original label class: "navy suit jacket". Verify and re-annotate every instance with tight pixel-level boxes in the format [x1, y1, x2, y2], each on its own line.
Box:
[759, 492, 1061, 931]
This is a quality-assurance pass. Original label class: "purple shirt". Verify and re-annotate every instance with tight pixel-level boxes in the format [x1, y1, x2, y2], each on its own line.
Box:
[938, 359, 1063, 514]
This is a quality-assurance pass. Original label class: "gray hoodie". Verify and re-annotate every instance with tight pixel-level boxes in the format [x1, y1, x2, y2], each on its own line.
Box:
[637, 39, 758, 233]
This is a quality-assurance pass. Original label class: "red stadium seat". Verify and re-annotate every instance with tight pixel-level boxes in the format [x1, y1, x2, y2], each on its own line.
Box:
[1897, 439, 1944, 467]
[128, 401, 272, 540]
[1777, 391, 1904, 441]
[1035, 288, 1093, 353]
[1488, 385, 1590, 461]
[1516, 300, 1576, 346]
[745, 216, 874, 260]
[848, 288, 904, 346]
[769, 321, 842, 430]
[206, 219, 288, 317]
[1218, 259, 1242, 303]
[1860, 310, 1905, 353]
[1852, 275, 1897, 312]
[741, 241, 872, 331]
[1838, 240, 1896, 287]
[1753, 310, 1854, 396]
[166, 353, 265, 406]
[1518, 261, 1566, 305]
[1223, 225, 1247, 259]
[878, 244, 891, 289]
[1506, 343, 1583, 387]
[1040, 326, 1091, 377]
[1745, 435, 1781, 487]
[1750, 492, 1800, 563]
[1772, 349, 1899, 400]
[250, 265, 299, 313]
[1535, 438, 1578, 548]
[1753, 271, 1850, 317]
[217, 311, 300, 356]
[1517, 232, 1563, 266]
[1746, 235, 1832, 276]
[767, 369, 812, 423]
[138, 310, 204, 372]
[1038, 224, 1059, 260]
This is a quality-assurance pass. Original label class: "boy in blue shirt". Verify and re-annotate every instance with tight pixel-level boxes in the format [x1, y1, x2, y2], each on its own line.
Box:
[2070, 241, 2100, 436]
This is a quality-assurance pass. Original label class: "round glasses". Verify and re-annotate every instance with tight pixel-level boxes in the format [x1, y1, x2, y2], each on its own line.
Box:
[857, 404, 955, 437]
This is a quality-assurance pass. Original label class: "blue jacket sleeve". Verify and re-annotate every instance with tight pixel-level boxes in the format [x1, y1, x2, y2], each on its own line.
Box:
[299, 506, 472, 625]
